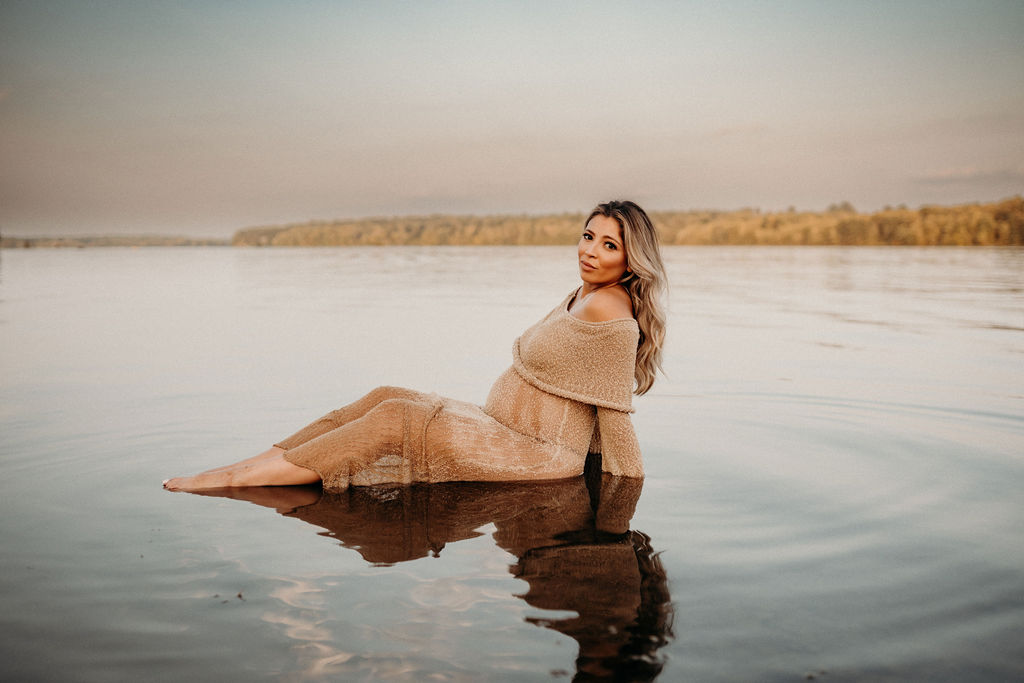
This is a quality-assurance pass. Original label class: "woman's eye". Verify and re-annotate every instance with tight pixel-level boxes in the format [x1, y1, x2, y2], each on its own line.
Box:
[582, 233, 592, 240]
[605, 242, 617, 250]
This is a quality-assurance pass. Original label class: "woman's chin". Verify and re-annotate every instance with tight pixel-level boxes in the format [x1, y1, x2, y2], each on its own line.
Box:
[580, 271, 615, 287]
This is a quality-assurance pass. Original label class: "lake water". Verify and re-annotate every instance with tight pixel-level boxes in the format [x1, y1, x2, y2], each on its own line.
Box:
[1, 246, 1021, 682]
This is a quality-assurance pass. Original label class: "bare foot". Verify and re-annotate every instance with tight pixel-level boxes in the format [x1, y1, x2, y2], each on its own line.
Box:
[164, 447, 283, 490]
[163, 449, 320, 491]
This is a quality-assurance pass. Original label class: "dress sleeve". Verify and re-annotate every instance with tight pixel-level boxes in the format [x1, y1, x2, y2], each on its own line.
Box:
[593, 407, 644, 478]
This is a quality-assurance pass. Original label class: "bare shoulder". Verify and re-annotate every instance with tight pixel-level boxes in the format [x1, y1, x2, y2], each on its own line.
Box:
[573, 286, 634, 323]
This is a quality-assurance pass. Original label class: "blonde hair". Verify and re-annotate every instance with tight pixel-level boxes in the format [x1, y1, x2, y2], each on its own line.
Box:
[587, 200, 668, 395]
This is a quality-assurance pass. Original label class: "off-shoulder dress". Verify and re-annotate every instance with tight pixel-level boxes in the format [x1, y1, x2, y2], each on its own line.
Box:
[275, 291, 643, 489]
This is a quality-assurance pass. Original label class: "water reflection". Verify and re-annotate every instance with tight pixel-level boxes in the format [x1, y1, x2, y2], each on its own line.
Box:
[197, 459, 673, 681]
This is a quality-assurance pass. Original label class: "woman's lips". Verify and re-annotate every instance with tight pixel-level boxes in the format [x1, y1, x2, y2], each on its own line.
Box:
[580, 260, 597, 271]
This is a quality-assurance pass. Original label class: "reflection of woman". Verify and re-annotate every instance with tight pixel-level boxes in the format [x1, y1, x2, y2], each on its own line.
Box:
[503, 469, 674, 682]
[201, 459, 674, 680]
[515, 530, 673, 681]
[164, 200, 667, 491]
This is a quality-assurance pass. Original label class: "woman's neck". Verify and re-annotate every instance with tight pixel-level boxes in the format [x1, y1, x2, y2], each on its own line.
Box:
[579, 282, 617, 298]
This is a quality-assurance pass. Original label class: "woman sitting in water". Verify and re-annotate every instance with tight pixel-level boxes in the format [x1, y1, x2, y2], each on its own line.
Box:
[164, 200, 667, 491]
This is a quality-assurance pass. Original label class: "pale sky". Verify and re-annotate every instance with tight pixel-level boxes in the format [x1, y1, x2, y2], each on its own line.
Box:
[1, 0, 1022, 237]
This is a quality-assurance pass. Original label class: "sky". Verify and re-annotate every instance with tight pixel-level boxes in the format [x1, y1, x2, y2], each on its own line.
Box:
[1, 0, 1022, 237]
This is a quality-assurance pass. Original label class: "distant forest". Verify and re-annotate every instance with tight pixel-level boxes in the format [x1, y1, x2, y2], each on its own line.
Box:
[233, 197, 1023, 247]
[3, 196, 1021, 248]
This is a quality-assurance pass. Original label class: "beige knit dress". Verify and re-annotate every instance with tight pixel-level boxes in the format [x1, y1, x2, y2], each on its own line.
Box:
[275, 291, 644, 489]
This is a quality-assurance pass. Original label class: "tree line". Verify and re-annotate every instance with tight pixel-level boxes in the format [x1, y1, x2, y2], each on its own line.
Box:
[232, 197, 1023, 247]
[4, 197, 1020, 248]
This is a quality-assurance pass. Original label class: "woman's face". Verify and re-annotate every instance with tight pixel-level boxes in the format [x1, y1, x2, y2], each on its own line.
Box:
[578, 214, 629, 287]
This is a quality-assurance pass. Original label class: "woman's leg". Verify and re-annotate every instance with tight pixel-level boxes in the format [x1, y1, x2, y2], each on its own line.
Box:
[277, 397, 584, 489]
[273, 386, 430, 451]
[283, 396, 442, 488]
[163, 447, 321, 490]
[199, 446, 282, 474]
[163, 387, 430, 491]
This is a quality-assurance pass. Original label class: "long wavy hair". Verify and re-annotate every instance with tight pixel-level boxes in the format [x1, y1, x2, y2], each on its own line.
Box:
[587, 200, 668, 395]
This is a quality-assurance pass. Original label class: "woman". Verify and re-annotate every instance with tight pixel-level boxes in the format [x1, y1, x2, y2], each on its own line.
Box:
[164, 200, 667, 491]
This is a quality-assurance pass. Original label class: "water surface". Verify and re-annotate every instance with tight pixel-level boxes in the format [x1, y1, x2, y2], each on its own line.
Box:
[1, 246, 1021, 681]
